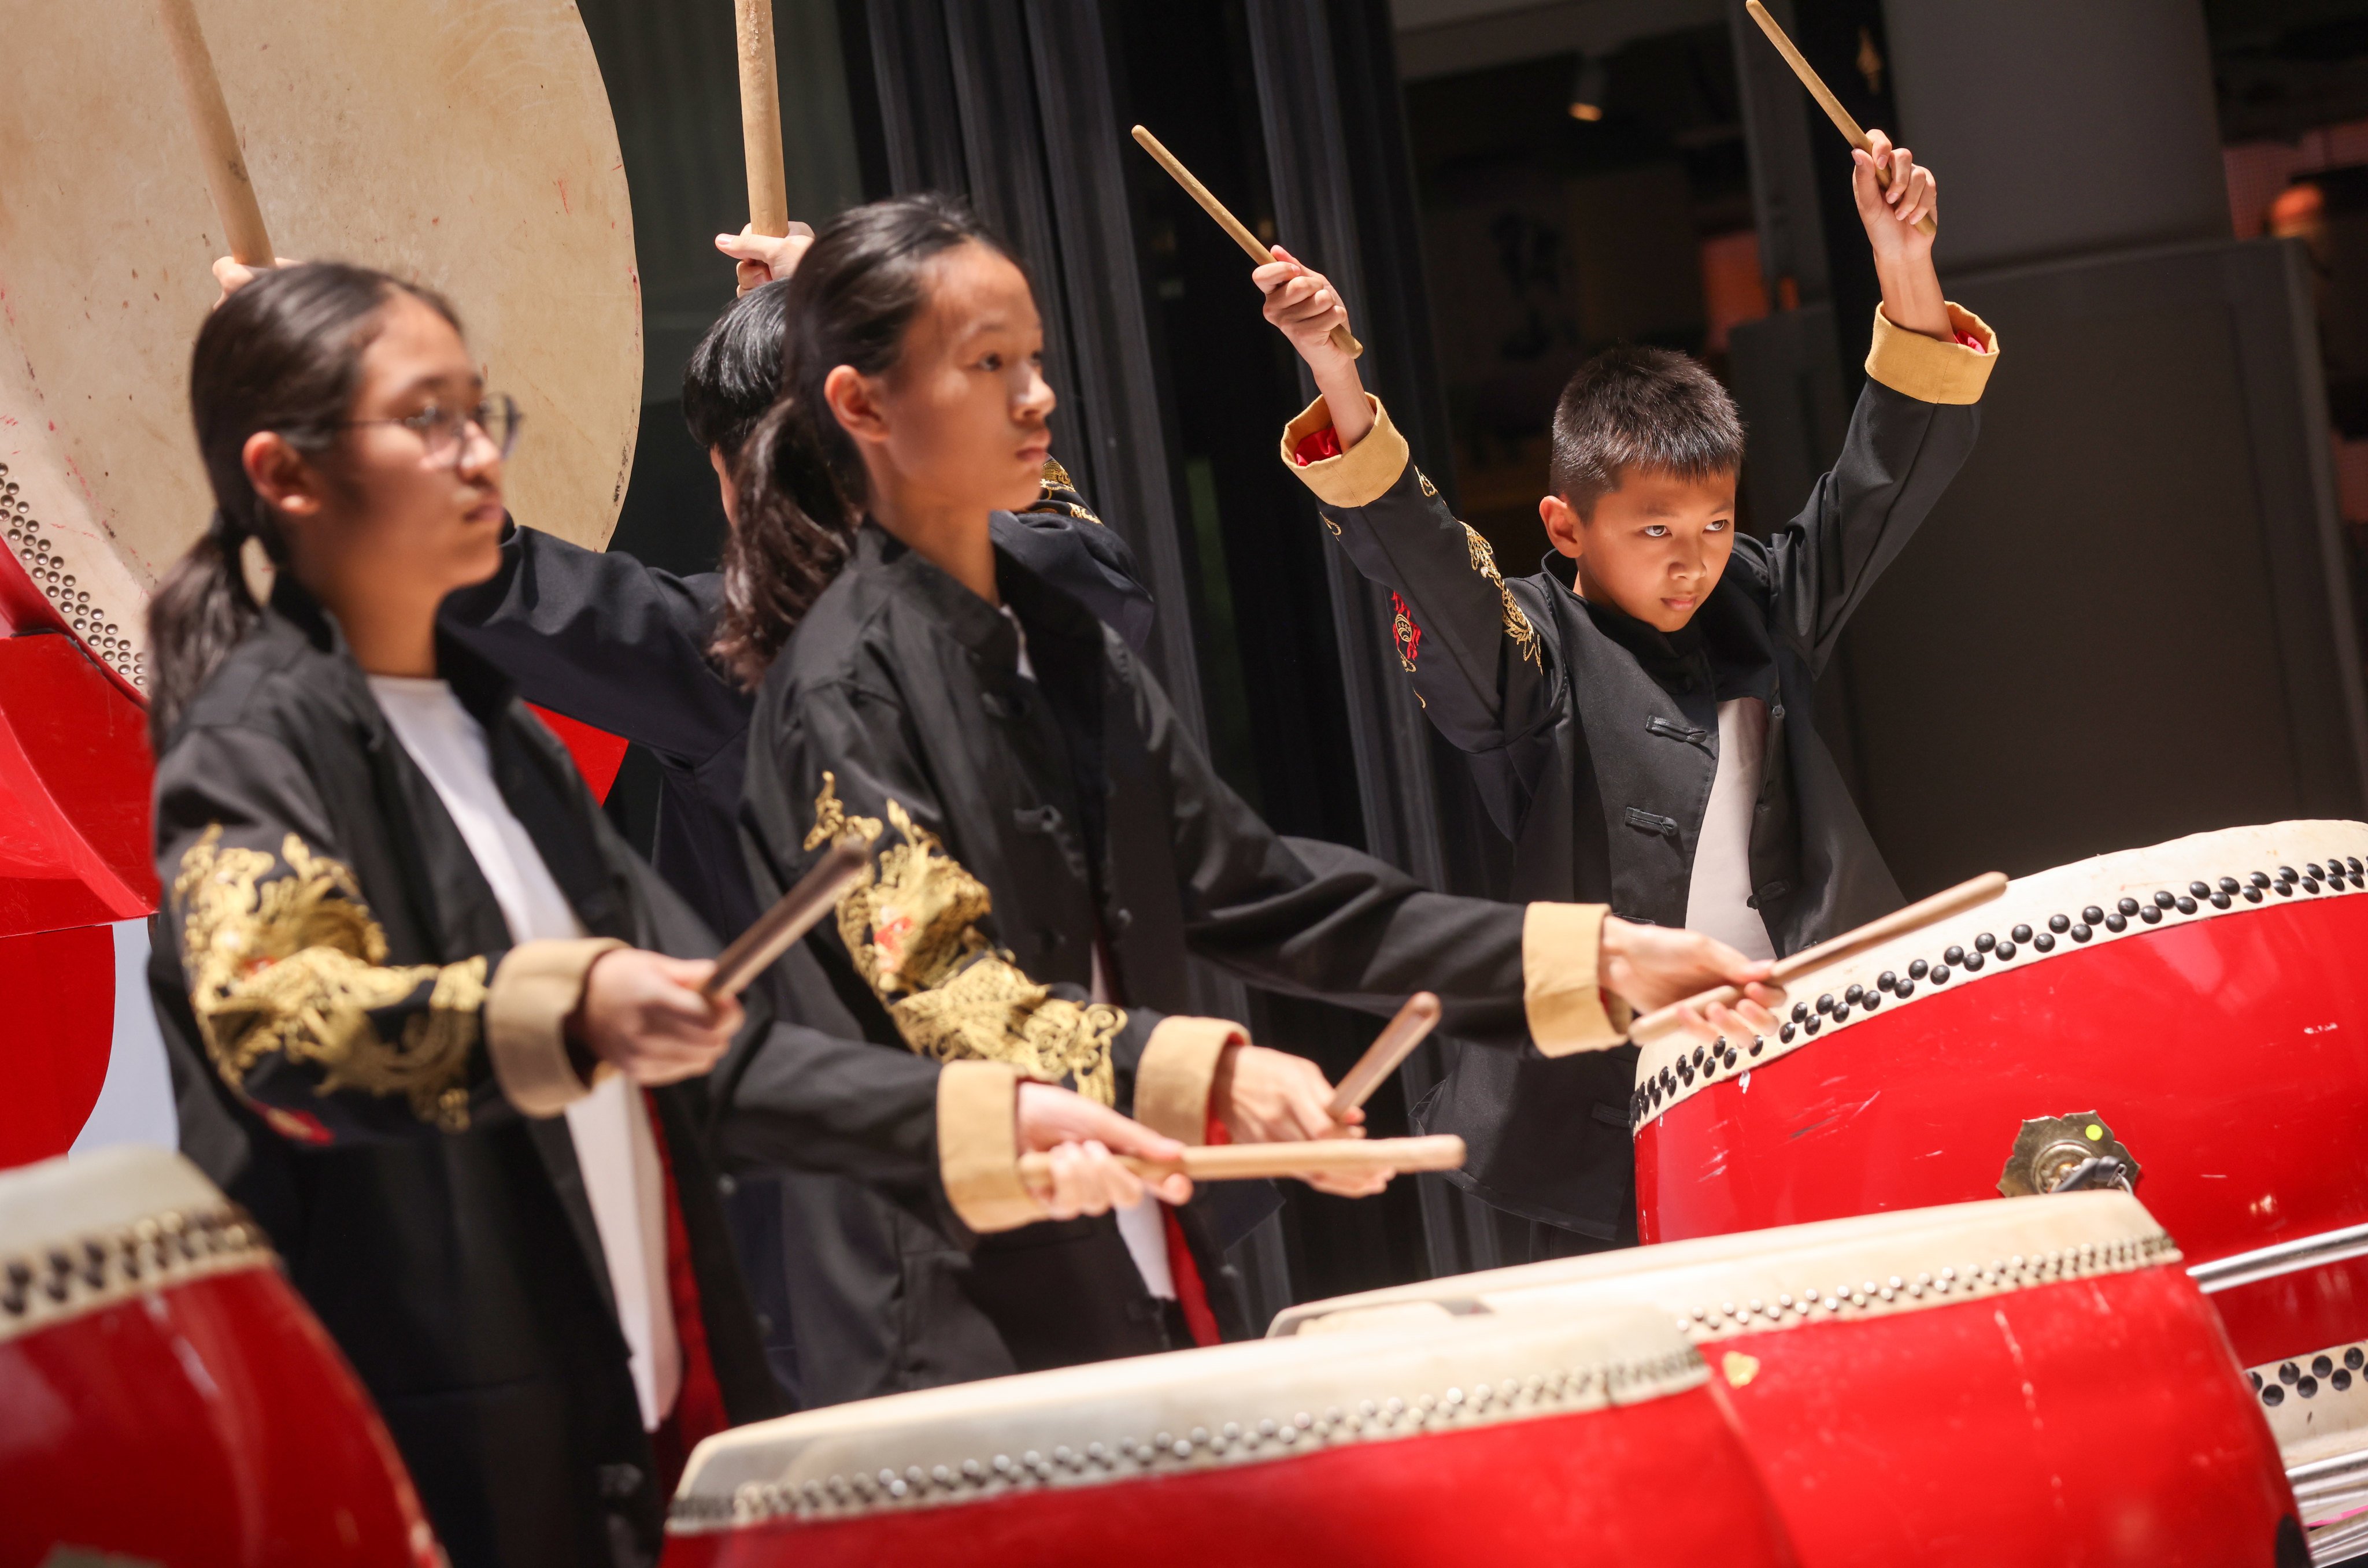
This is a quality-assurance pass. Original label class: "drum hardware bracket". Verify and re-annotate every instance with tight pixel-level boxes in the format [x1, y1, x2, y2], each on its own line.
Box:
[1997, 1113, 2140, 1198]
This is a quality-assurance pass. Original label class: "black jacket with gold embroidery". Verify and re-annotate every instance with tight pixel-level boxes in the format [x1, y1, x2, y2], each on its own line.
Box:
[432, 484, 1165, 1408]
[149, 579, 976, 1568]
[1277, 305, 1999, 1236]
[741, 523, 1633, 1387]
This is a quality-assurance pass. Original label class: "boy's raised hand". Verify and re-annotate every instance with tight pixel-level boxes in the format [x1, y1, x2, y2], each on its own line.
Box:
[1852, 128, 1936, 258]
[1253, 246, 1375, 448]
[716, 221, 816, 296]
[1852, 129, 1952, 341]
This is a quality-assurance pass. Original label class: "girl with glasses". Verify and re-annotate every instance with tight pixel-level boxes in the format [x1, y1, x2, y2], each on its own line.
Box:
[144, 261, 1195, 1568]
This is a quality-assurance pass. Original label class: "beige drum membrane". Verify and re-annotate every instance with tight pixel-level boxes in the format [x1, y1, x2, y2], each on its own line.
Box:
[0, 0, 639, 691]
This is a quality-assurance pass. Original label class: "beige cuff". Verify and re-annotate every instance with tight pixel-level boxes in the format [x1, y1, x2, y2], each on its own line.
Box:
[1134, 1017, 1246, 1145]
[1866, 301, 1998, 405]
[938, 1060, 1049, 1234]
[1279, 394, 1411, 509]
[486, 937, 626, 1117]
[1522, 903, 1630, 1057]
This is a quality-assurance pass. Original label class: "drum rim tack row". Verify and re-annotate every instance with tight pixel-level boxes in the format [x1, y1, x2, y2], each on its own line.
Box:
[0, 1197, 268, 1344]
[1631, 818, 2368, 1129]
[1, 460, 145, 690]
[670, 1309, 1707, 1533]
[1271, 1191, 2179, 1347]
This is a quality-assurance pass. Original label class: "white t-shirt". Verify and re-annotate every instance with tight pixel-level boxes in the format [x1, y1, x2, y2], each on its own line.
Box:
[1003, 610, 1176, 1301]
[369, 675, 683, 1431]
[1682, 697, 1778, 963]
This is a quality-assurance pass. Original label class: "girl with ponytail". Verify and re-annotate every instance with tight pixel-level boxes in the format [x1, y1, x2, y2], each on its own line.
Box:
[148, 259, 1186, 1563]
[734, 197, 1779, 1374]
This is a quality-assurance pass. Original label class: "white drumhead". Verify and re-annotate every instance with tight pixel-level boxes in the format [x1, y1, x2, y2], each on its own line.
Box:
[1272, 1191, 2177, 1346]
[0, 0, 639, 690]
[672, 1305, 1702, 1532]
[0, 1146, 268, 1343]
[1634, 820, 2368, 1126]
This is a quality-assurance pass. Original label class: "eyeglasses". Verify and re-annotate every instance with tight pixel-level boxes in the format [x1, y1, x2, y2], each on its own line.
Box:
[343, 393, 522, 469]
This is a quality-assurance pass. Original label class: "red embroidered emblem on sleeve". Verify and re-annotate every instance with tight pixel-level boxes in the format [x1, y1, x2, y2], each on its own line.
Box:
[1390, 592, 1423, 672]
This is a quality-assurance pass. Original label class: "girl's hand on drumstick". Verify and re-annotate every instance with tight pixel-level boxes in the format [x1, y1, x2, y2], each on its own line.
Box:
[1253, 247, 1375, 451]
[1851, 130, 1949, 341]
[1016, 1082, 1193, 1215]
[716, 223, 816, 296]
[568, 949, 744, 1087]
[210, 254, 300, 310]
[1599, 917, 1785, 1047]
[1212, 1045, 1389, 1198]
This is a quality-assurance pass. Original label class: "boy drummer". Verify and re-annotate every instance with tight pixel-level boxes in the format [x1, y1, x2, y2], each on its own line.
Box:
[1255, 131, 1997, 1260]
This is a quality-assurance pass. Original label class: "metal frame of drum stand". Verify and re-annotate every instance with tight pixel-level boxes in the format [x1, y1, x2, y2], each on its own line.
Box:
[2192, 1223, 2368, 1565]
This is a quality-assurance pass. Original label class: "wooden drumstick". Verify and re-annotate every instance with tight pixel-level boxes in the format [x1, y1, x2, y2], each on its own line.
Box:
[701, 836, 870, 1000]
[734, 0, 791, 238]
[1627, 871, 2008, 1049]
[156, 0, 276, 265]
[1018, 1134, 1465, 1188]
[1130, 124, 1364, 359]
[1741, 1, 1937, 239]
[1326, 992, 1442, 1120]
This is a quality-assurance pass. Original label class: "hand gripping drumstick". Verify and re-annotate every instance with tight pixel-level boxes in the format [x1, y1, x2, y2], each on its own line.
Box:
[1627, 870, 2008, 1049]
[156, 0, 276, 265]
[1741, 1, 1937, 240]
[733, 0, 792, 238]
[1326, 992, 1442, 1120]
[1019, 1134, 1466, 1189]
[1130, 125, 1364, 360]
[701, 836, 870, 1000]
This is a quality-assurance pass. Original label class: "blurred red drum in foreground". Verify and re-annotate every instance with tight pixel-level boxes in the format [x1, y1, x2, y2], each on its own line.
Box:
[1630, 822, 2368, 1559]
[1274, 1193, 2303, 1568]
[0, 1147, 439, 1568]
[664, 1306, 1797, 1568]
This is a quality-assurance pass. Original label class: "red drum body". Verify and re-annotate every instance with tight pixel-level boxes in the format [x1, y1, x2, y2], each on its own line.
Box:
[0, 1147, 437, 1568]
[1274, 1193, 2300, 1568]
[1631, 822, 2368, 1555]
[665, 1308, 1797, 1568]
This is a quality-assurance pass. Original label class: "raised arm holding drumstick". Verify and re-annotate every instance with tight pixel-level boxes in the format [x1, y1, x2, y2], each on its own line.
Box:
[1238, 111, 1995, 1259]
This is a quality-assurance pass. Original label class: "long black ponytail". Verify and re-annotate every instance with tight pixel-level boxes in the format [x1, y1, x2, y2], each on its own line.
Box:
[146, 261, 458, 745]
[713, 194, 1018, 687]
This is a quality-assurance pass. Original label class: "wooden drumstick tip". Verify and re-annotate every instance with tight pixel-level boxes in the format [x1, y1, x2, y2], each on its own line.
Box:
[1741, 0, 1935, 239]
[1131, 123, 1364, 360]
[734, 0, 791, 240]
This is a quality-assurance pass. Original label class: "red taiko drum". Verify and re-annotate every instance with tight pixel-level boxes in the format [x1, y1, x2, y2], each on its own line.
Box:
[1630, 822, 2368, 1555]
[663, 1307, 1799, 1568]
[0, 1146, 439, 1567]
[1274, 1193, 2302, 1568]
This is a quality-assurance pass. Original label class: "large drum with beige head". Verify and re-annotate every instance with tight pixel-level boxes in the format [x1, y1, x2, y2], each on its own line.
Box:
[1629, 821, 2368, 1562]
[1275, 1193, 2302, 1568]
[664, 1306, 1799, 1567]
[0, 1146, 440, 1565]
[0, 0, 641, 694]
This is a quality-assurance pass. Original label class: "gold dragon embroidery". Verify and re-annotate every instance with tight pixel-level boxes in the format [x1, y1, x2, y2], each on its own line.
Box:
[1461, 522, 1542, 668]
[805, 773, 1123, 1104]
[173, 827, 487, 1132]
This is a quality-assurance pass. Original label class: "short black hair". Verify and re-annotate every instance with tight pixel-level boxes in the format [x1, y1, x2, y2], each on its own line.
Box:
[1549, 344, 1746, 513]
[683, 278, 789, 459]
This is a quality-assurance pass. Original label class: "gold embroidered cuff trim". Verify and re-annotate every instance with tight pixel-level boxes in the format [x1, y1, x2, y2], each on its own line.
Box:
[487, 937, 625, 1118]
[938, 1059, 1048, 1234]
[1281, 394, 1409, 510]
[1523, 903, 1627, 1057]
[1866, 302, 1997, 406]
[1135, 1017, 1245, 1145]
